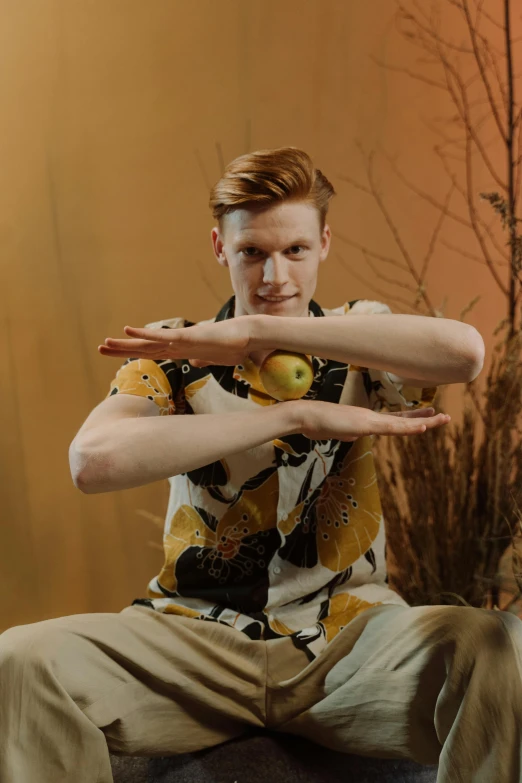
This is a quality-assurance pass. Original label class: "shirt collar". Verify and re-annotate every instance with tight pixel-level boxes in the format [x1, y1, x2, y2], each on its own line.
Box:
[205, 294, 325, 400]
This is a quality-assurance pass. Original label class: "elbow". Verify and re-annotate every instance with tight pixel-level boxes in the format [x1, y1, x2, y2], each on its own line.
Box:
[72, 473, 93, 494]
[462, 326, 485, 382]
[73, 471, 101, 495]
[69, 440, 87, 492]
[69, 440, 113, 495]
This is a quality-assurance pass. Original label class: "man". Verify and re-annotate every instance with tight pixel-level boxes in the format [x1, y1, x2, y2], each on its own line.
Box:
[0, 147, 520, 783]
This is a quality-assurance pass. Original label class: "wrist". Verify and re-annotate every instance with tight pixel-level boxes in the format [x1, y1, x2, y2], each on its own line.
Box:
[276, 399, 307, 436]
[248, 314, 277, 352]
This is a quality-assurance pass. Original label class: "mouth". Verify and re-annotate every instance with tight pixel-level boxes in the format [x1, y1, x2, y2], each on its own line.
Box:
[257, 295, 296, 304]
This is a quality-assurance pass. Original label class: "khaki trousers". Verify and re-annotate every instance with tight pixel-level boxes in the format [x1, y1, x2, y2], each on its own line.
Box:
[1, 602, 522, 783]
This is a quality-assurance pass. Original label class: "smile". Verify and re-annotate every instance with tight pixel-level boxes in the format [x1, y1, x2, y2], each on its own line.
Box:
[257, 295, 295, 302]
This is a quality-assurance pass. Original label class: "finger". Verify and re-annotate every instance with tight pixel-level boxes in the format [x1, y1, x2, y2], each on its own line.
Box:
[124, 326, 177, 341]
[98, 345, 151, 358]
[397, 413, 450, 433]
[104, 337, 159, 351]
[423, 413, 451, 428]
[374, 412, 449, 435]
[386, 407, 435, 418]
[380, 410, 448, 425]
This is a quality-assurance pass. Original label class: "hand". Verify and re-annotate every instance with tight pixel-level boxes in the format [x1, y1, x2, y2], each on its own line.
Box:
[295, 402, 450, 442]
[98, 315, 264, 368]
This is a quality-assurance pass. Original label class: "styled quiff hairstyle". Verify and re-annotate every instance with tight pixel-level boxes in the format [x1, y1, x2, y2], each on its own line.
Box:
[209, 147, 336, 232]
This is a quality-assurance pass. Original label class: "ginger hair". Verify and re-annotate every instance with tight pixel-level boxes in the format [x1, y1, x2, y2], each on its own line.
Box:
[209, 147, 336, 232]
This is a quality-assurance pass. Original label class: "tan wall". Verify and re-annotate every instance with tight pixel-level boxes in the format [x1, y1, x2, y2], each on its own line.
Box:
[1, 0, 518, 628]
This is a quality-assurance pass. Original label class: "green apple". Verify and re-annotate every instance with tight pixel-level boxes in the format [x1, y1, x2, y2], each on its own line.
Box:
[259, 349, 314, 401]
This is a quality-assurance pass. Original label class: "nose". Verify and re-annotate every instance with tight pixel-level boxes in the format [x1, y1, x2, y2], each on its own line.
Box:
[262, 255, 290, 287]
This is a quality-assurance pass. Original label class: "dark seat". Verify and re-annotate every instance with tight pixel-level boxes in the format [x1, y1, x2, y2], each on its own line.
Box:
[109, 730, 439, 782]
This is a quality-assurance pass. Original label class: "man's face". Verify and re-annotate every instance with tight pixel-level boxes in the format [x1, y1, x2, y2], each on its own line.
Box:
[211, 200, 331, 318]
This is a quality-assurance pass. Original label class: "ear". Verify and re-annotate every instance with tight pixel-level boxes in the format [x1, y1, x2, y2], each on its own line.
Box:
[319, 224, 331, 262]
[211, 227, 228, 267]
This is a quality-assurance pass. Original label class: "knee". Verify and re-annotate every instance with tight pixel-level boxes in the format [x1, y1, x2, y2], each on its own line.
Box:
[457, 607, 519, 653]
[0, 621, 69, 674]
[426, 606, 520, 663]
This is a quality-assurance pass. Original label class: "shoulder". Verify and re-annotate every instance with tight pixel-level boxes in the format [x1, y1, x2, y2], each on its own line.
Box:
[321, 299, 393, 317]
[144, 316, 188, 329]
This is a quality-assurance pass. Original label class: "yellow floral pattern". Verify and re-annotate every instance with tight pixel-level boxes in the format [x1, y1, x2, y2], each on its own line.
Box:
[316, 436, 382, 572]
[105, 296, 437, 660]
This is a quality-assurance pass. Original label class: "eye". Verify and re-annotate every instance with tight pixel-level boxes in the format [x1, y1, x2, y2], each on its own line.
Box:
[241, 245, 306, 258]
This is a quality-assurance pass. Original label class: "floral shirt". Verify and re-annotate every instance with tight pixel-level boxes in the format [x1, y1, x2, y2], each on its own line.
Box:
[106, 295, 437, 661]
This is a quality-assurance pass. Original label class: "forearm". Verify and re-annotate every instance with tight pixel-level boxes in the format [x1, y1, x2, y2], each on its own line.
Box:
[75, 402, 304, 494]
[252, 314, 485, 384]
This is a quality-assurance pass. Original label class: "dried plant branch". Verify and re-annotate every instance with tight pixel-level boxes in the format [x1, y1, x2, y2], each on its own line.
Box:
[473, 2, 504, 32]
[362, 252, 417, 293]
[440, 237, 509, 266]
[434, 26, 508, 190]
[482, 38, 509, 112]
[459, 294, 481, 321]
[399, 0, 475, 55]
[349, 1, 522, 615]
[463, 130, 509, 294]
[337, 173, 372, 196]
[341, 0, 521, 333]
[332, 229, 410, 273]
[504, 0, 520, 334]
[419, 182, 455, 283]
[434, 145, 512, 265]
[377, 146, 509, 261]
[359, 144, 438, 314]
[515, 107, 522, 205]
[376, 326, 522, 610]
[336, 253, 418, 313]
[370, 54, 447, 90]
[461, 0, 508, 142]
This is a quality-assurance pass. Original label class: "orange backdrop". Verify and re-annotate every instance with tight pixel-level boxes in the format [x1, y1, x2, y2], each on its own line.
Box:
[1, 0, 519, 629]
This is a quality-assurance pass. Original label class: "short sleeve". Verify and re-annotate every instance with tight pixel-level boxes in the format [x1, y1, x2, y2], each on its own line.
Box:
[366, 368, 438, 413]
[342, 299, 438, 413]
[105, 317, 186, 416]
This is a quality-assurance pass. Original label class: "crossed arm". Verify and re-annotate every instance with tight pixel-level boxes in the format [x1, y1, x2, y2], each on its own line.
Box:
[249, 313, 485, 388]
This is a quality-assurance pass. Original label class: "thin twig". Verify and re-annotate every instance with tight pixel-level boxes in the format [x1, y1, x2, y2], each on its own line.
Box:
[441, 238, 509, 266]
[419, 182, 456, 283]
[436, 141, 512, 262]
[505, 0, 521, 333]
[435, 25, 508, 190]
[360, 145, 437, 315]
[337, 173, 372, 196]
[461, 0, 508, 143]
[482, 38, 509, 113]
[332, 230, 410, 273]
[370, 55, 447, 91]
[336, 253, 418, 313]
[400, 0, 475, 55]
[382, 141, 510, 265]
[463, 130, 509, 295]
[474, 1, 504, 31]
[362, 252, 418, 293]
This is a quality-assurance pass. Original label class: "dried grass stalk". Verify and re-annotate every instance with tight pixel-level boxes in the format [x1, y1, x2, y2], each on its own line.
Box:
[375, 326, 522, 611]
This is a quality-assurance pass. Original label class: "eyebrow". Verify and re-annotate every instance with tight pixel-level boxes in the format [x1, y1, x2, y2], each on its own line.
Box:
[235, 237, 311, 247]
